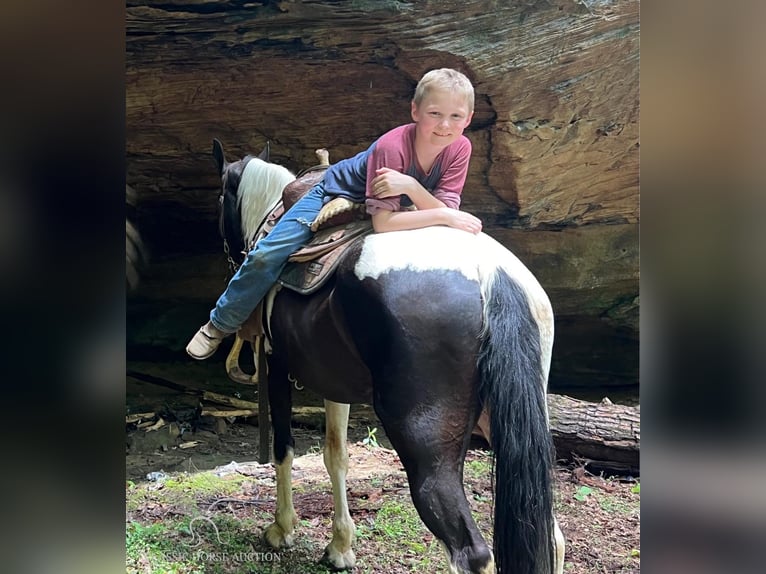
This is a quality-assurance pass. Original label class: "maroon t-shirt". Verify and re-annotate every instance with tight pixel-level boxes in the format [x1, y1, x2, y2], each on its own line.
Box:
[364, 123, 472, 215]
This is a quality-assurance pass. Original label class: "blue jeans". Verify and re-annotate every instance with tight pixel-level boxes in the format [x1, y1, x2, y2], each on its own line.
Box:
[210, 183, 326, 332]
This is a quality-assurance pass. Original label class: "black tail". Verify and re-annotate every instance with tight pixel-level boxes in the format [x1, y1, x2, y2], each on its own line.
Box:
[477, 269, 555, 574]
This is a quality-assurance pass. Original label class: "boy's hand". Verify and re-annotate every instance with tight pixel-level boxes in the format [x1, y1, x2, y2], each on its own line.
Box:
[370, 167, 417, 199]
[442, 208, 483, 235]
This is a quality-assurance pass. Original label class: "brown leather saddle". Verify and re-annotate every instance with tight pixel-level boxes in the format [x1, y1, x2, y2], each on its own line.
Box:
[255, 164, 372, 295]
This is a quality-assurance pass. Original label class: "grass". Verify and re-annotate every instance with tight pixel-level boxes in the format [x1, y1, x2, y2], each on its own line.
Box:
[570, 479, 640, 515]
[126, 465, 451, 573]
[126, 451, 640, 574]
[127, 472, 250, 512]
[126, 469, 281, 573]
[354, 499, 447, 572]
[463, 457, 492, 480]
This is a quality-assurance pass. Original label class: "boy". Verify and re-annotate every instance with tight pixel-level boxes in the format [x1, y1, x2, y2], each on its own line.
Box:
[187, 68, 482, 359]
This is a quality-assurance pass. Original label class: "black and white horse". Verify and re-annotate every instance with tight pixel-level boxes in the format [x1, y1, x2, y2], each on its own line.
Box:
[214, 140, 565, 574]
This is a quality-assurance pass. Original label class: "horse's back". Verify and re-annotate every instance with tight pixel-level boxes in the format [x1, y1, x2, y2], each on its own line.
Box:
[346, 226, 550, 320]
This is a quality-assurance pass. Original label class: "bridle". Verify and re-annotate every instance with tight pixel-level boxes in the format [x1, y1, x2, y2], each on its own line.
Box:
[217, 159, 330, 279]
[217, 154, 254, 278]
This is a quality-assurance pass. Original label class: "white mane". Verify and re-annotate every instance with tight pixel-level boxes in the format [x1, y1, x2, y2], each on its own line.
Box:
[237, 158, 296, 246]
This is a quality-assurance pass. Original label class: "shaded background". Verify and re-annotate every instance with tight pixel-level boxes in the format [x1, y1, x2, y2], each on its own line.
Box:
[126, 0, 640, 399]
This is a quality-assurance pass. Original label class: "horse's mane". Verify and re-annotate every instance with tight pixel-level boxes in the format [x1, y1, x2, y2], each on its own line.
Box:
[237, 158, 296, 245]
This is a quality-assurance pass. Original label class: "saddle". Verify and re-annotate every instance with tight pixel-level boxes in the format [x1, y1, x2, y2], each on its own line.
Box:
[281, 219, 372, 294]
[255, 165, 372, 296]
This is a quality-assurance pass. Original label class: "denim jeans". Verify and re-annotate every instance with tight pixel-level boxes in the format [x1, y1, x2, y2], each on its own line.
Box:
[210, 183, 326, 332]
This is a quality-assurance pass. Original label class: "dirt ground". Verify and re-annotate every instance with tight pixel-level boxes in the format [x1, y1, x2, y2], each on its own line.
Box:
[126, 361, 640, 572]
[127, 360, 390, 480]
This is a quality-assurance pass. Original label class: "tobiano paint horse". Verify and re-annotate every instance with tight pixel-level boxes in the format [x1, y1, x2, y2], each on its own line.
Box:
[213, 139, 565, 574]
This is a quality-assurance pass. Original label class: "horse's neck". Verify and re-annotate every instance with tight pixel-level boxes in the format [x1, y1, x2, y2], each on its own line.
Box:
[238, 159, 296, 244]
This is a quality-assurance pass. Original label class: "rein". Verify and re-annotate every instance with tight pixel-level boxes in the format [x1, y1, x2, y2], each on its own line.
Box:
[220, 194, 285, 279]
[220, 161, 330, 278]
[218, 193, 241, 278]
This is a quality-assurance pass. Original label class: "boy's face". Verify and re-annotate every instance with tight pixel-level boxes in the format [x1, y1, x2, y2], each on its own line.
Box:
[411, 89, 473, 149]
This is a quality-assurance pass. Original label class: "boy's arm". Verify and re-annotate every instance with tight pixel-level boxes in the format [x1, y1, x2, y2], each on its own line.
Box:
[369, 166, 481, 234]
[370, 167, 447, 210]
[372, 206, 482, 234]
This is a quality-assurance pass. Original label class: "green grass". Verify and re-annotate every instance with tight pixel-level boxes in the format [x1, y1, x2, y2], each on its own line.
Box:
[126, 472, 250, 513]
[570, 481, 639, 515]
[127, 458, 640, 574]
[126, 470, 276, 573]
[464, 458, 492, 480]
[361, 499, 446, 571]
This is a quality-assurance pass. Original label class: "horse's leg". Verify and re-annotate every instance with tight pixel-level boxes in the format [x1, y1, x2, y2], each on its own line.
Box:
[375, 393, 493, 574]
[554, 517, 565, 574]
[263, 360, 298, 548]
[320, 400, 356, 570]
[539, 305, 566, 574]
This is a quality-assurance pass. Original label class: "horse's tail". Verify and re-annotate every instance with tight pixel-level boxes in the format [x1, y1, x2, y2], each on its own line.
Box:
[477, 267, 555, 574]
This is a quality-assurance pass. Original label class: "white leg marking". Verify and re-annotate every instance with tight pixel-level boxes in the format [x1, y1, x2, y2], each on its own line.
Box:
[439, 540, 495, 574]
[322, 400, 356, 570]
[554, 516, 566, 574]
[264, 447, 297, 548]
[437, 541, 460, 574]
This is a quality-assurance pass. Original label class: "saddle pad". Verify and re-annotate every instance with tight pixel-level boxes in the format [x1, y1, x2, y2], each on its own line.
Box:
[278, 220, 373, 295]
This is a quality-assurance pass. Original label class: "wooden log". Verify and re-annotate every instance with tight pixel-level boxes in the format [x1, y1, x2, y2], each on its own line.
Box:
[201, 391, 259, 410]
[200, 408, 258, 418]
[474, 394, 640, 475]
[548, 394, 639, 474]
[127, 370, 260, 408]
[126, 411, 156, 424]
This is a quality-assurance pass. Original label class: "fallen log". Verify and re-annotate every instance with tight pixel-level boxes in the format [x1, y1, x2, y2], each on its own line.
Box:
[127, 370, 259, 411]
[200, 408, 258, 418]
[126, 411, 156, 425]
[201, 391, 259, 410]
[474, 394, 640, 475]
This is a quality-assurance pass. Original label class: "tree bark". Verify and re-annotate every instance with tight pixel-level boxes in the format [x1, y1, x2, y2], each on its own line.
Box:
[475, 394, 640, 475]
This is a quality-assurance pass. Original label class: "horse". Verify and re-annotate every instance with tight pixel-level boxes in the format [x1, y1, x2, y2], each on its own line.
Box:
[211, 138, 566, 574]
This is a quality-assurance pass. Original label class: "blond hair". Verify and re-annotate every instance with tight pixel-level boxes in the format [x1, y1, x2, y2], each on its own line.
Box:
[413, 68, 475, 113]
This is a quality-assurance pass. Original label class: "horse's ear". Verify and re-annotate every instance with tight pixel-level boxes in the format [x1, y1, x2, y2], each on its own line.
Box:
[212, 138, 227, 177]
[257, 141, 270, 162]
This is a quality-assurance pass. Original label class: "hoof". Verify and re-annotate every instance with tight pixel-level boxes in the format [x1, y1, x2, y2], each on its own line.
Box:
[321, 545, 356, 571]
[263, 523, 294, 549]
